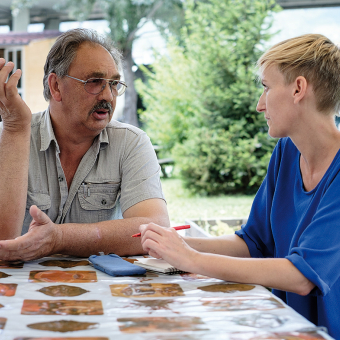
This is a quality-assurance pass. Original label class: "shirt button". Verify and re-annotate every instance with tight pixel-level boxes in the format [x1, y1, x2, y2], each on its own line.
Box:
[101, 199, 107, 205]
[58, 177, 64, 182]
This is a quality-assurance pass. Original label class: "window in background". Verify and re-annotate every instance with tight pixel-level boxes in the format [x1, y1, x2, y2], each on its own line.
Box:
[5, 47, 23, 98]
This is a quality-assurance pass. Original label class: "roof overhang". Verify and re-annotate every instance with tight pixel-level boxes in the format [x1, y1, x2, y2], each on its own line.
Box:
[0, 0, 106, 27]
[1, 0, 340, 29]
[0, 30, 62, 45]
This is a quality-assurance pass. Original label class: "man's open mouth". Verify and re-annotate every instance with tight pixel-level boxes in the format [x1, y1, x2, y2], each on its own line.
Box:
[91, 102, 113, 117]
[95, 109, 108, 114]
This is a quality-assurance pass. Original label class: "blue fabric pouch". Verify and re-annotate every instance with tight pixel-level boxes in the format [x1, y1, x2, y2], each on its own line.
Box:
[88, 254, 146, 276]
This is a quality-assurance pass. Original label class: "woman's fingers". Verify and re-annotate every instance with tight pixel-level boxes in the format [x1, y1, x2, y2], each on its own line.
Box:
[139, 223, 194, 266]
[142, 237, 164, 257]
[140, 223, 165, 243]
[148, 249, 162, 259]
[139, 223, 168, 256]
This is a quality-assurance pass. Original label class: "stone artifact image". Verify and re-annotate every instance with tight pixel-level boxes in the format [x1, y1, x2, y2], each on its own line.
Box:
[118, 316, 208, 333]
[198, 283, 255, 293]
[21, 299, 104, 315]
[232, 313, 287, 328]
[29, 270, 97, 283]
[38, 285, 90, 297]
[38, 260, 90, 268]
[27, 320, 98, 332]
[122, 299, 177, 313]
[0, 283, 17, 296]
[0, 260, 24, 269]
[110, 283, 184, 298]
[0, 271, 11, 278]
[201, 296, 284, 311]
[0, 317, 6, 331]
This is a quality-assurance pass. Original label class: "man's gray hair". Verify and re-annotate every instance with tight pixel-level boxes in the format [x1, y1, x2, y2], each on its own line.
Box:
[43, 28, 123, 101]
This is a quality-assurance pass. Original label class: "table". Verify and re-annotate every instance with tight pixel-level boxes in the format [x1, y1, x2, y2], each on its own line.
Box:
[0, 255, 334, 340]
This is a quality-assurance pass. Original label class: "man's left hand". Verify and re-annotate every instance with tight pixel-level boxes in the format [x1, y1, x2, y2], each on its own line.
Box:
[0, 205, 62, 261]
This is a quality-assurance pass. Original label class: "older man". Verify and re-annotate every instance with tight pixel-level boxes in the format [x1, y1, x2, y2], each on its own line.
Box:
[0, 28, 169, 261]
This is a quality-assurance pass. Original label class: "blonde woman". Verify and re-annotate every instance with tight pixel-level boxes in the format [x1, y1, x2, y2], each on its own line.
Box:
[139, 34, 340, 338]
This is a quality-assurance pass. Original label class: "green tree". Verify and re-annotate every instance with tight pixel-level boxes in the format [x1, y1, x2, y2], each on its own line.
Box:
[137, 42, 202, 151]
[138, 0, 280, 194]
[12, 0, 185, 127]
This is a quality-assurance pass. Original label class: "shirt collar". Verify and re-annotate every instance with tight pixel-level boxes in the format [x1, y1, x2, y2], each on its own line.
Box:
[40, 107, 58, 152]
[98, 125, 109, 150]
[40, 108, 110, 152]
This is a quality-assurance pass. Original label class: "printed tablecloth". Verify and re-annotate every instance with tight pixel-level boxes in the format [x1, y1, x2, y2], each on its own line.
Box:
[0, 255, 334, 339]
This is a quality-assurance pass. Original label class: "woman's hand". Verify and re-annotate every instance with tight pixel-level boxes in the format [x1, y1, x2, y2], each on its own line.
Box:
[139, 223, 199, 272]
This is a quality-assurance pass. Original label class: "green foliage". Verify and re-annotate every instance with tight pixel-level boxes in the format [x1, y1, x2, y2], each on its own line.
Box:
[173, 126, 274, 195]
[139, 0, 280, 194]
[50, 0, 185, 126]
[53, 0, 184, 51]
[136, 43, 203, 152]
[12, 0, 185, 52]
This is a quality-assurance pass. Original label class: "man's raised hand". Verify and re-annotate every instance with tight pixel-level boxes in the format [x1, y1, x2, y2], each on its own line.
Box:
[0, 58, 32, 131]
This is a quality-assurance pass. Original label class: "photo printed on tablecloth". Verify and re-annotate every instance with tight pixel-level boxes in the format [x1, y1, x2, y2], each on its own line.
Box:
[21, 299, 104, 315]
[29, 271, 97, 283]
[110, 283, 184, 298]
[37, 285, 90, 297]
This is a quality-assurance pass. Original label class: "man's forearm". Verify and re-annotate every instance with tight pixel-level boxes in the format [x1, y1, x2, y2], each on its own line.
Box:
[0, 128, 30, 239]
[56, 216, 170, 257]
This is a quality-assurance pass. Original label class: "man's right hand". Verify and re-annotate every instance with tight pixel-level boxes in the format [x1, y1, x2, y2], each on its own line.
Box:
[0, 58, 32, 131]
[0, 205, 63, 261]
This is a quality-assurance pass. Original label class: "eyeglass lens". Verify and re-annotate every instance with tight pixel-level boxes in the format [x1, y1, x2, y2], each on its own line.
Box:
[85, 79, 125, 96]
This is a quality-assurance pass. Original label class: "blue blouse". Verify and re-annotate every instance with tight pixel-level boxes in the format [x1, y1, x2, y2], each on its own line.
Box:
[236, 137, 340, 339]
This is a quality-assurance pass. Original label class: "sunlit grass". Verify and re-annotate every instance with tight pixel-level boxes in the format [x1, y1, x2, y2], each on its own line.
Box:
[161, 178, 255, 225]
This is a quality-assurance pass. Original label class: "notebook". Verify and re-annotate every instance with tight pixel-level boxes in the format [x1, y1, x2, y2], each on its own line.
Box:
[134, 258, 186, 274]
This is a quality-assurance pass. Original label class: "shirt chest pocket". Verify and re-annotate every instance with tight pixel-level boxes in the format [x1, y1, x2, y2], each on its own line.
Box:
[77, 182, 120, 212]
[23, 191, 52, 234]
[26, 191, 52, 210]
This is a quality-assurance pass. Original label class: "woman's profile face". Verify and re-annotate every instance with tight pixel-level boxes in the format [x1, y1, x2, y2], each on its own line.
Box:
[257, 65, 297, 139]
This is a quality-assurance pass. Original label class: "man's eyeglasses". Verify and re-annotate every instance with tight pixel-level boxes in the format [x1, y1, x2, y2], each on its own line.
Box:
[65, 75, 127, 96]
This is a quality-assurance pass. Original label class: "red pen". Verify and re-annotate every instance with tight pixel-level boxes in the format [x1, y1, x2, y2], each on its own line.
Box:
[131, 224, 191, 237]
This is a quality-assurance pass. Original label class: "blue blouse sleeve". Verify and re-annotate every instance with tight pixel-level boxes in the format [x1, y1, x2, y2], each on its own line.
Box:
[235, 139, 283, 258]
[286, 177, 340, 296]
[236, 137, 340, 296]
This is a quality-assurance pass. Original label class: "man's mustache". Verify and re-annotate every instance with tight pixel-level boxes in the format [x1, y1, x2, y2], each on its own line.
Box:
[90, 101, 113, 115]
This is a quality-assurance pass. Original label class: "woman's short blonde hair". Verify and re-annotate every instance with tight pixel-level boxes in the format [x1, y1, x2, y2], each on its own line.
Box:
[257, 34, 340, 114]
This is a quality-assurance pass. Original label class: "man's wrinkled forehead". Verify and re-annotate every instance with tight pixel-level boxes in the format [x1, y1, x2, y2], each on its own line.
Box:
[71, 42, 121, 79]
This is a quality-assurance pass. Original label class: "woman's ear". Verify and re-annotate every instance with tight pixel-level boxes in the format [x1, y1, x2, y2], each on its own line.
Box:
[293, 76, 308, 104]
[48, 73, 62, 102]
